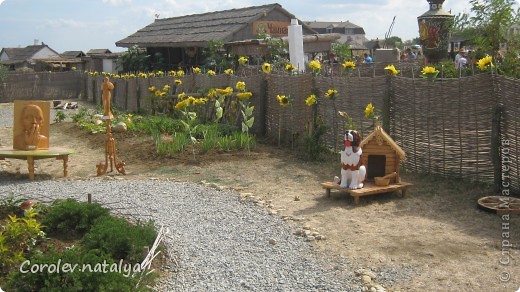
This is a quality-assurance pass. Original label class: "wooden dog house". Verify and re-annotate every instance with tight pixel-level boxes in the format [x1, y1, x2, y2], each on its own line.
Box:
[320, 123, 411, 204]
[359, 123, 406, 183]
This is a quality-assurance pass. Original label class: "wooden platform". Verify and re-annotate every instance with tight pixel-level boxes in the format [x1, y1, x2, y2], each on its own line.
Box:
[320, 181, 413, 204]
[0, 147, 74, 180]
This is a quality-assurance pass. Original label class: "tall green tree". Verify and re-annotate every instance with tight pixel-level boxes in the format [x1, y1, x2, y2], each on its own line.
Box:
[468, 0, 518, 53]
[117, 45, 151, 72]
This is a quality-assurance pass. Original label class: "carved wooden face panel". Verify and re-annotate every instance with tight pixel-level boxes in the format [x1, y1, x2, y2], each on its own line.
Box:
[13, 100, 50, 150]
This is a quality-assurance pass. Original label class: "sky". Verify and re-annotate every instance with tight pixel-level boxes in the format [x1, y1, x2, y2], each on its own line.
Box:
[0, 0, 518, 54]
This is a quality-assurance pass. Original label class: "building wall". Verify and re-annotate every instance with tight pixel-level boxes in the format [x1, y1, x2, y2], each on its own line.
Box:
[32, 47, 60, 60]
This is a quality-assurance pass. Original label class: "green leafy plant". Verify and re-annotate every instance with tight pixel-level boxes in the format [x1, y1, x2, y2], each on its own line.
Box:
[42, 199, 110, 238]
[0, 194, 25, 219]
[81, 216, 157, 263]
[54, 110, 67, 123]
[1, 210, 45, 275]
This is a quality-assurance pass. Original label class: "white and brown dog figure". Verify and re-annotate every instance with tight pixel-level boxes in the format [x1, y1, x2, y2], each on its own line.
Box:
[336, 130, 366, 189]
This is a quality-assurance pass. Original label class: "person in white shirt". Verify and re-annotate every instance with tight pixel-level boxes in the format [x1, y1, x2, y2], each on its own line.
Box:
[456, 52, 468, 69]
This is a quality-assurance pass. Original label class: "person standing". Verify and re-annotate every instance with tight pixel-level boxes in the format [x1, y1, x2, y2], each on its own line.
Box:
[363, 53, 373, 63]
[456, 52, 468, 69]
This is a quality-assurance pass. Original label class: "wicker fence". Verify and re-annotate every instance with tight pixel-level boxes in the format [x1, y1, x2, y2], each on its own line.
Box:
[0, 71, 83, 102]
[1, 71, 519, 193]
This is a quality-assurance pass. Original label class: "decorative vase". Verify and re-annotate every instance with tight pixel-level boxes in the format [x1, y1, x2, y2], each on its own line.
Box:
[417, 0, 454, 63]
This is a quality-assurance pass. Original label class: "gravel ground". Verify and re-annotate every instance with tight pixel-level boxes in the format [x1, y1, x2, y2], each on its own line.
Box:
[0, 178, 363, 291]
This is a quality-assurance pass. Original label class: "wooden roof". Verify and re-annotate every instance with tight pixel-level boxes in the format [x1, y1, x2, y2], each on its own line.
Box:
[0, 45, 59, 62]
[305, 20, 364, 30]
[61, 51, 86, 58]
[87, 49, 112, 55]
[116, 3, 313, 48]
[360, 124, 406, 160]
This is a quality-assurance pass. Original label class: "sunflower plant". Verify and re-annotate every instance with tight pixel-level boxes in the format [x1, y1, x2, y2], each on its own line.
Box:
[285, 63, 297, 74]
[308, 60, 321, 75]
[235, 81, 255, 154]
[262, 63, 271, 74]
[238, 56, 248, 65]
[324, 89, 338, 100]
[420, 66, 439, 79]
[175, 95, 208, 159]
[342, 61, 356, 75]
[384, 64, 400, 76]
[365, 102, 382, 128]
[477, 55, 494, 71]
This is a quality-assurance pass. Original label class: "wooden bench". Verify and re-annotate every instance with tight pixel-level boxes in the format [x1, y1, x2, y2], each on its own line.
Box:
[320, 181, 413, 205]
[0, 147, 74, 180]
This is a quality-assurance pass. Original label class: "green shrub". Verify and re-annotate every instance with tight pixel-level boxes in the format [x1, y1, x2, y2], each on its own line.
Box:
[42, 199, 110, 238]
[136, 115, 184, 135]
[0, 194, 25, 219]
[298, 123, 328, 161]
[82, 216, 157, 263]
[0, 211, 45, 276]
[54, 111, 67, 123]
[6, 248, 147, 291]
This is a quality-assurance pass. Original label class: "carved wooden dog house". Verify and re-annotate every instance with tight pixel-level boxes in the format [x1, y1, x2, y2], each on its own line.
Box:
[359, 123, 406, 183]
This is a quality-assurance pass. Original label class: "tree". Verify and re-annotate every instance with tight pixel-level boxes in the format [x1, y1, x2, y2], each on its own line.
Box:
[468, 0, 518, 53]
[331, 41, 351, 62]
[117, 45, 151, 73]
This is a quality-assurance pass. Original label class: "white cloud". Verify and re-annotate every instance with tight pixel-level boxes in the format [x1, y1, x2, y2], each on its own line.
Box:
[102, 0, 132, 6]
[43, 19, 88, 29]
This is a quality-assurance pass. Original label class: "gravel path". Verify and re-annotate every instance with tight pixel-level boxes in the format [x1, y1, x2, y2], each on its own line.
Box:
[0, 178, 362, 291]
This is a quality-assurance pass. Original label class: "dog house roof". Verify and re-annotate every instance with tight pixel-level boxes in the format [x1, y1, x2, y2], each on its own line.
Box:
[360, 124, 406, 161]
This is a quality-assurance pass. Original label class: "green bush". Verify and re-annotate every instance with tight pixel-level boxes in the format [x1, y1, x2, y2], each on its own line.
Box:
[42, 199, 110, 238]
[0, 194, 25, 219]
[81, 216, 157, 263]
[298, 123, 328, 161]
[6, 248, 147, 291]
[0, 211, 45, 276]
[136, 115, 184, 135]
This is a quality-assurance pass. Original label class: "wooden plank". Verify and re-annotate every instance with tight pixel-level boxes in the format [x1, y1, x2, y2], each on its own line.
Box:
[320, 181, 413, 204]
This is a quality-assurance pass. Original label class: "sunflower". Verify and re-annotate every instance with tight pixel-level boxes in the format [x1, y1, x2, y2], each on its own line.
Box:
[384, 64, 399, 76]
[207, 70, 216, 76]
[238, 56, 248, 65]
[285, 63, 296, 72]
[477, 55, 494, 70]
[342, 61, 356, 70]
[364, 103, 375, 119]
[305, 94, 317, 106]
[192, 67, 201, 74]
[309, 60, 321, 71]
[277, 95, 291, 107]
[235, 81, 246, 91]
[324, 89, 338, 99]
[262, 63, 271, 74]
[236, 92, 253, 100]
[224, 68, 234, 75]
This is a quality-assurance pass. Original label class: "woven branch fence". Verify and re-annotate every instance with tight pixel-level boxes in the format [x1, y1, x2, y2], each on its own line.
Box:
[1, 71, 519, 193]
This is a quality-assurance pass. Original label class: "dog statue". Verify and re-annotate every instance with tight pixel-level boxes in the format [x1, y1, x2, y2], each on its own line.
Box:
[335, 130, 366, 189]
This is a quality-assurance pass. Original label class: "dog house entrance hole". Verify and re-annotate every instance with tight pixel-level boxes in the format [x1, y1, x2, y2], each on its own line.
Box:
[367, 155, 386, 179]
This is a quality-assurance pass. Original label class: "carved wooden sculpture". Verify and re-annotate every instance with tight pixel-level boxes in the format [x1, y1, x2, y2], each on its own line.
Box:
[97, 77, 126, 176]
[13, 102, 50, 150]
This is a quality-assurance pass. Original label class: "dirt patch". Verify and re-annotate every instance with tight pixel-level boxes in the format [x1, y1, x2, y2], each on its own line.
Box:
[1, 107, 519, 291]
